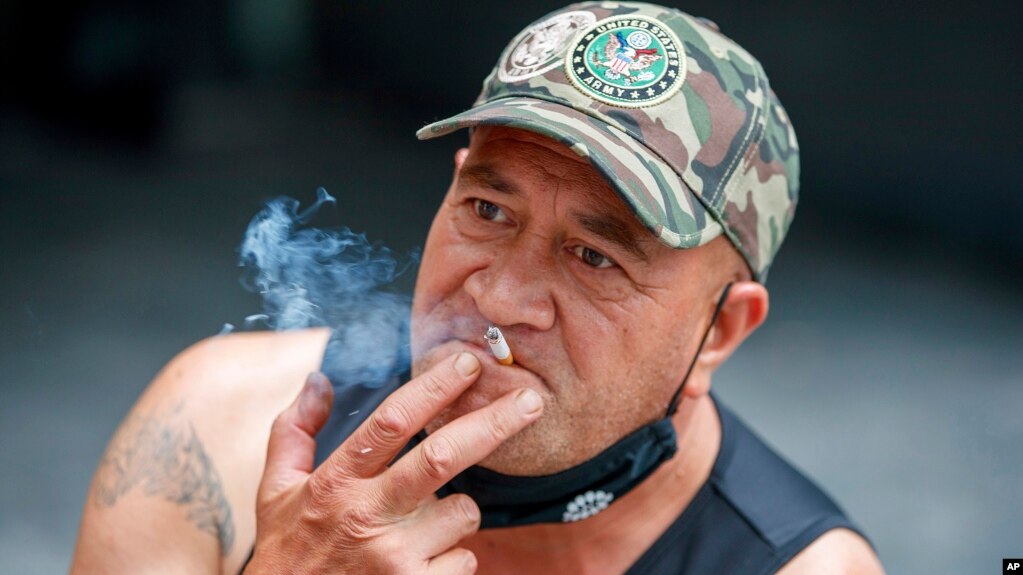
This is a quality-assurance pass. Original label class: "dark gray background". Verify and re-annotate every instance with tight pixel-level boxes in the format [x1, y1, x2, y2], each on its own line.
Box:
[1, 1, 1021, 573]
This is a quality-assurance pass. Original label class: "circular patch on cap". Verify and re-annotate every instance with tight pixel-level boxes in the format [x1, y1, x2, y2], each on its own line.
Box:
[564, 15, 686, 108]
[498, 11, 597, 83]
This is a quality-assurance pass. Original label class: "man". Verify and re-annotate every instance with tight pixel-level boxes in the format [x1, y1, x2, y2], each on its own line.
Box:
[71, 2, 884, 573]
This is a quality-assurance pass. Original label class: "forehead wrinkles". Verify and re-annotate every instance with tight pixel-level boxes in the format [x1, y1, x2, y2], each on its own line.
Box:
[469, 127, 617, 198]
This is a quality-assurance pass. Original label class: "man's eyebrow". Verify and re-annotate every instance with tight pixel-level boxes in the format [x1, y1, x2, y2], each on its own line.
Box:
[459, 163, 649, 261]
[573, 211, 650, 262]
[458, 164, 520, 195]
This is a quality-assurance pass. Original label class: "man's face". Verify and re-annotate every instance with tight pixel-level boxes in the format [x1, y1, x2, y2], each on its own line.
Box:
[411, 126, 724, 475]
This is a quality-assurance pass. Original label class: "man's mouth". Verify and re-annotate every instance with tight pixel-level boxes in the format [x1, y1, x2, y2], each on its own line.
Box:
[420, 335, 549, 400]
[435, 336, 534, 373]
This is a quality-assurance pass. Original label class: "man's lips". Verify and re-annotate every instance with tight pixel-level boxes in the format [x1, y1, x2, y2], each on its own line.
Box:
[425, 337, 549, 392]
[439, 336, 533, 370]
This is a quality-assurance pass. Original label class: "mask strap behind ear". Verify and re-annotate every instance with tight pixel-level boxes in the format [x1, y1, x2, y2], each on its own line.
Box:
[665, 282, 734, 417]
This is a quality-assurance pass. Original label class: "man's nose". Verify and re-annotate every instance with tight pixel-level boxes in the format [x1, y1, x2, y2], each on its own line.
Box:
[463, 239, 556, 331]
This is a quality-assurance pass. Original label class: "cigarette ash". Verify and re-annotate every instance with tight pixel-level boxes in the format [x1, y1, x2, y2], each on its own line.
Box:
[235, 188, 419, 387]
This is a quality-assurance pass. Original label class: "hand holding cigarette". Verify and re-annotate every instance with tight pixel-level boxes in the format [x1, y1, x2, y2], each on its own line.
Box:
[246, 353, 542, 573]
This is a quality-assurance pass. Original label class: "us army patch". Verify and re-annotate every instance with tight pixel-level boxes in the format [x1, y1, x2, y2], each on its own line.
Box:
[565, 15, 686, 108]
[498, 11, 597, 83]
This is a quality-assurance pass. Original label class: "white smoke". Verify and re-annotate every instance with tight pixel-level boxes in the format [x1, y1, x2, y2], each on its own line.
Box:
[237, 188, 418, 386]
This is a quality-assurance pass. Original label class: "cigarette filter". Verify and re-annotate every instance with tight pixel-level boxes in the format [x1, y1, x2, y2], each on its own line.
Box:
[485, 326, 514, 365]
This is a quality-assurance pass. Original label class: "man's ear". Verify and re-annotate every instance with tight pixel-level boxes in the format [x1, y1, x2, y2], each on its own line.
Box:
[442, 148, 470, 201]
[683, 281, 769, 399]
[454, 147, 469, 173]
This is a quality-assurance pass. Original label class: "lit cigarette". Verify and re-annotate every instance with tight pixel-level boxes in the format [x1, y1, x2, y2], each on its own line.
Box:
[485, 326, 514, 365]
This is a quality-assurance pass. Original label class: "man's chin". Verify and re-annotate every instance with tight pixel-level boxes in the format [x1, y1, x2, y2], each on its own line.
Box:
[423, 392, 576, 477]
[466, 417, 575, 477]
[413, 339, 575, 475]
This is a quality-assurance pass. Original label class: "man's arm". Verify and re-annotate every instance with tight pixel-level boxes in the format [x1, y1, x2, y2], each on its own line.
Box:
[70, 328, 331, 575]
[778, 528, 885, 575]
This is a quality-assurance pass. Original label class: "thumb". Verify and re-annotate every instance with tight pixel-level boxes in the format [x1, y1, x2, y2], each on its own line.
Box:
[259, 372, 334, 501]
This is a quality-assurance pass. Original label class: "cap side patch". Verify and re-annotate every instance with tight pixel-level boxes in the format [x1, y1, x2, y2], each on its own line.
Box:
[498, 11, 597, 83]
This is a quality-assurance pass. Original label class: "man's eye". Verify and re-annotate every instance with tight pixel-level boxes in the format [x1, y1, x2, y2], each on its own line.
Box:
[571, 246, 616, 269]
[473, 199, 508, 223]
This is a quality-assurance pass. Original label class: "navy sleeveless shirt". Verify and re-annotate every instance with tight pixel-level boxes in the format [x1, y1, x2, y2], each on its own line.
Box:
[250, 335, 869, 574]
[621, 400, 867, 574]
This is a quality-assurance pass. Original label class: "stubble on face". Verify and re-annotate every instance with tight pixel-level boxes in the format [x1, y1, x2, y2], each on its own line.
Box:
[410, 127, 728, 476]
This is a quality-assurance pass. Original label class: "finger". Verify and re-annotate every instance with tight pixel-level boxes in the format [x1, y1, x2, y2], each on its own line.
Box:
[323, 352, 482, 478]
[259, 372, 334, 501]
[381, 387, 543, 512]
[400, 494, 480, 559]
[426, 547, 477, 575]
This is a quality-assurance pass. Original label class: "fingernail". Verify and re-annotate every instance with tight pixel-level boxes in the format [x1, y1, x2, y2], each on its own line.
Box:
[306, 372, 329, 396]
[454, 352, 480, 377]
[301, 373, 329, 411]
[515, 389, 543, 414]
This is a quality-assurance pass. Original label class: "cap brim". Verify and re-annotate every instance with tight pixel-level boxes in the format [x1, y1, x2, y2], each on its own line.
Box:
[417, 97, 723, 250]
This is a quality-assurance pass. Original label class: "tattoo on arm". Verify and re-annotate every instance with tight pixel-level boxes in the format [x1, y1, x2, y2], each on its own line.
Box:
[94, 404, 236, 556]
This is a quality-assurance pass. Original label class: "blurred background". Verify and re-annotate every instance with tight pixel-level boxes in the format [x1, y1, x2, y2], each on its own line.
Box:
[1, 1, 1020, 573]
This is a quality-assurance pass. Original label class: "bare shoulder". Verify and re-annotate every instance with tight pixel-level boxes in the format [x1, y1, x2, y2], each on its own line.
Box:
[71, 328, 332, 575]
[144, 328, 333, 417]
[778, 528, 885, 575]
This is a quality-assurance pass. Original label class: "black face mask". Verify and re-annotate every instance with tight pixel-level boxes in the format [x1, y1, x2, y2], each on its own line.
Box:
[423, 283, 734, 529]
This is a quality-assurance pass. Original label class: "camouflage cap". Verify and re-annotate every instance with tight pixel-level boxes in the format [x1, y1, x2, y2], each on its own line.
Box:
[417, 1, 799, 281]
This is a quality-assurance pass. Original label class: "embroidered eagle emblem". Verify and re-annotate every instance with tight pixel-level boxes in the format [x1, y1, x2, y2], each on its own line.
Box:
[593, 31, 663, 81]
